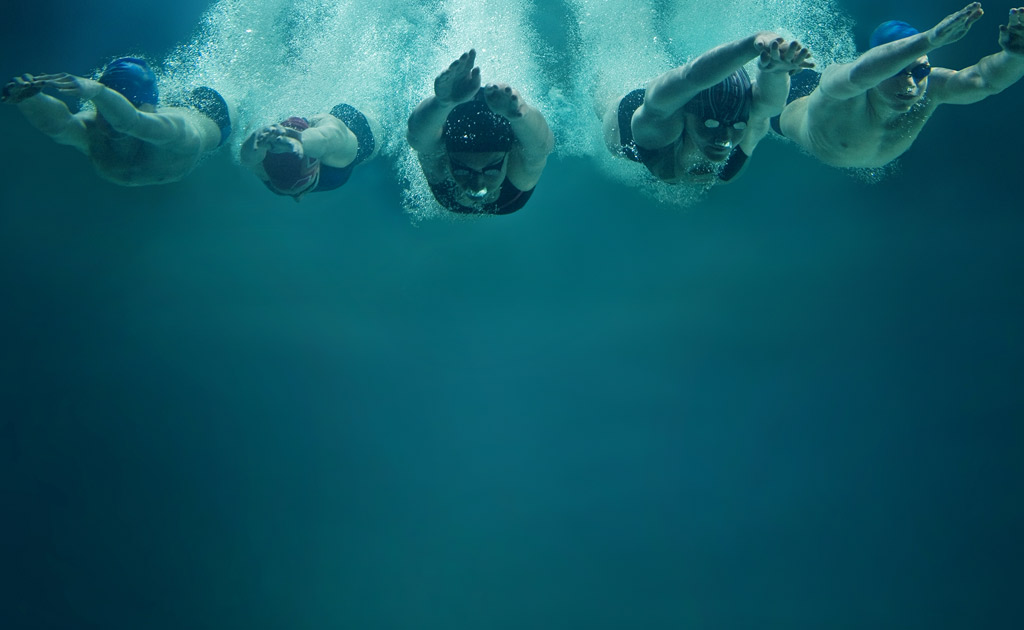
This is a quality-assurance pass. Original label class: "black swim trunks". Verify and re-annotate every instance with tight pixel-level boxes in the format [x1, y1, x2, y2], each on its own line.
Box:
[187, 86, 232, 147]
[617, 88, 748, 183]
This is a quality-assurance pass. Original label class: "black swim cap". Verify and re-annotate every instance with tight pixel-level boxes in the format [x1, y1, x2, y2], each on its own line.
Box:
[442, 100, 514, 153]
[99, 57, 158, 107]
[684, 68, 752, 125]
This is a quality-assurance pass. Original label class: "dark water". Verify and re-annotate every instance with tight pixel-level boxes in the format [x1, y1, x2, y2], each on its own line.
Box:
[1, 2, 1022, 628]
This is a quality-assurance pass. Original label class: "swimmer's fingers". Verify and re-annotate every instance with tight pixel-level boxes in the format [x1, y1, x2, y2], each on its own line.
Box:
[1012, 8, 1024, 28]
[435, 50, 480, 103]
[999, 9, 1024, 53]
[484, 83, 525, 119]
[930, 3, 984, 46]
[754, 31, 784, 54]
[30, 73, 68, 82]
[787, 41, 814, 68]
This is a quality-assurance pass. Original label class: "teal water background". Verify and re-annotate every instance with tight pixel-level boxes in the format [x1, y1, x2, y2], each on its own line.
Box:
[1, 1, 1022, 628]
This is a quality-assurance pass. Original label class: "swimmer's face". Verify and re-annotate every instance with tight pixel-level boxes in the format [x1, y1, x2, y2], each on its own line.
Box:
[448, 151, 508, 198]
[684, 111, 746, 162]
[876, 56, 930, 111]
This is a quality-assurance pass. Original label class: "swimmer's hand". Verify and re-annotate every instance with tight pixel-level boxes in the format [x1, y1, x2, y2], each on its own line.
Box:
[32, 74, 105, 101]
[484, 83, 525, 120]
[758, 39, 815, 76]
[753, 31, 785, 55]
[927, 2, 984, 48]
[257, 124, 304, 158]
[998, 7, 1024, 55]
[434, 49, 481, 106]
[2, 74, 43, 104]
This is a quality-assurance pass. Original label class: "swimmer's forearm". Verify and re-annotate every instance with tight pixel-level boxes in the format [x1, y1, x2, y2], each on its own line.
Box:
[836, 34, 934, 95]
[509, 105, 554, 161]
[92, 88, 187, 145]
[971, 49, 1024, 92]
[239, 132, 267, 166]
[89, 85, 144, 130]
[407, 96, 456, 152]
[645, 34, 761, 114]
[751, 70, 790, 118]
[16, 92, 76, 136]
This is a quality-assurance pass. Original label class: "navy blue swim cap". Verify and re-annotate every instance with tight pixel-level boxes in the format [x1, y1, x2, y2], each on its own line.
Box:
[684, 68, 752, 125]
[869, 21, 920, 48]
[443, 99, 514, 153]
[99, 57, 158, 107]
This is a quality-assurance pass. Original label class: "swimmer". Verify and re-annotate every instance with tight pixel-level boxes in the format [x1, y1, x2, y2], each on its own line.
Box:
[603, 32, 814, 185]
[779, 3, 1024, 169]
[407, 49, 554, 215]
[240, 104, 380, 201]
[1, 57, 231, 186]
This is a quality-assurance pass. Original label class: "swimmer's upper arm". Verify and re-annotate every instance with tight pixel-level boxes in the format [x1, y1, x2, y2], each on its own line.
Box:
[49, 112, 91, 154]
[417, 151, 450, 185]
[737, 118, 770, 156]
[816, 62, 874, 101]
[507, 148, 548, 191]
[127, 111, 194, 147]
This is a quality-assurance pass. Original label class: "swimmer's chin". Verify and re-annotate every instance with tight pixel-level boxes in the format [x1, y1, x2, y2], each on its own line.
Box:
[465, 188, 489, 199]
[702, 146, 731, 161]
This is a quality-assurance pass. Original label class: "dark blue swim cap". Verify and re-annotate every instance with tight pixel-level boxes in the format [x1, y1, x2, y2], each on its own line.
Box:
[443, 99, 514, 153]
[684, 68, 752, 125]
[869, 21, 920, 48]
[99, 57, 158, 107]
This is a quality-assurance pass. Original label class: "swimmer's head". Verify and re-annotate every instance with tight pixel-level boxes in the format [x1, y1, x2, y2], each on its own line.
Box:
[869, 21, 920, 48]
[443, 99, 513, 198]
[443, 100, 515, 154]
[868, 22, 930, 112]
[683, 68, 752, 161]
[279, 117, 310, 132]
[99, 57, 158, 109]
[262, 116, 321, 199]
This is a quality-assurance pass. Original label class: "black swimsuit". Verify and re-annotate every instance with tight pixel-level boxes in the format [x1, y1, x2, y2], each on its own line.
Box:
[428, 178, 534, 215]
[617, 88, 748, 183]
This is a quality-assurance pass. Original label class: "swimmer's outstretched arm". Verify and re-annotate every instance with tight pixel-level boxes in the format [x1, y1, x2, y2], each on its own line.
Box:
[3, 74, 88, 152]
[633, 31, 784, 150]
[742, 39, 815, 154]
[301, 114, 358, 168]
[930, 7, 1024, 104]
[483, 83, 554, 189]
[818, 2, 984, 100]
[408, 50, 481, 155]
[34, 74, 199, 150]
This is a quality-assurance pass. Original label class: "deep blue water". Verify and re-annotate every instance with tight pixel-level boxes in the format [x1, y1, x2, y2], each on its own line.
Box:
[1, 1, 1023, 628]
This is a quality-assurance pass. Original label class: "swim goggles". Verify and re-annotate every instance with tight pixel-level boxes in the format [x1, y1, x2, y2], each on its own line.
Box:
[894, 63, 931, 81]
[450, 154, 507, 177]
[703, 119, 747, 131]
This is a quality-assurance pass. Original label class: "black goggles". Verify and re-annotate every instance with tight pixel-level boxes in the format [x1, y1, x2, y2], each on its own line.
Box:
[894, 63, 931, 82]
[450, 155, 506, 177]
[703, 119, 747, 131]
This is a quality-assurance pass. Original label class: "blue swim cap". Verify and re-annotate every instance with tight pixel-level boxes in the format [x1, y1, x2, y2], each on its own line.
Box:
[99, 57, 158, 107]
[869, 21, 920, 48]
[684, 68, 752, 125]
